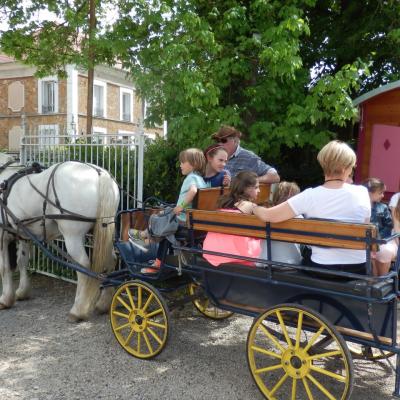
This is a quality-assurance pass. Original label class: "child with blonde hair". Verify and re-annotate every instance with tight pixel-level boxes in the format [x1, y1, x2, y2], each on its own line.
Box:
[142, 148, 207, 273]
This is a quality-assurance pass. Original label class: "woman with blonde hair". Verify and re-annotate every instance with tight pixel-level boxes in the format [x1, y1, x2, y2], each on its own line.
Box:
[240, 140, 372, 275]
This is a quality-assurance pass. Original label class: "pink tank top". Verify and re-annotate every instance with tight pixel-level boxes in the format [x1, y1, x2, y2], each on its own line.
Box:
[202, 209, 261, 267]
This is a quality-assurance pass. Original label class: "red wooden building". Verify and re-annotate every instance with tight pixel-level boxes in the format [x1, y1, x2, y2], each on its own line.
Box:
[354, 80, 400, 197]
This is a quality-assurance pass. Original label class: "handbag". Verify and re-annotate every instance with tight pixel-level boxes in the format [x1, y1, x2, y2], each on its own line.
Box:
[148, 207, 179, 244]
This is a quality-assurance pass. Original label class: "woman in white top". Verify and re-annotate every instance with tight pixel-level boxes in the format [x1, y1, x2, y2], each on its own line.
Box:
[238, 140, 372, 275]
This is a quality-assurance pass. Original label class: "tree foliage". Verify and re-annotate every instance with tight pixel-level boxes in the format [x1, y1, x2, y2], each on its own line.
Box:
[0, 0, 116, 76]
[1, 1, 399, 197]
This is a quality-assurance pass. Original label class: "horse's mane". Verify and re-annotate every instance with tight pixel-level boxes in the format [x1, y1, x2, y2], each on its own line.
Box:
[0, 153, 15, 165]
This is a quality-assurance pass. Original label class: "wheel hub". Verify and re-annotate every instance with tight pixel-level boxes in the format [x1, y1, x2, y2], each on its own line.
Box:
[129, 309, 147, 332]
[282, 349, 310, 379]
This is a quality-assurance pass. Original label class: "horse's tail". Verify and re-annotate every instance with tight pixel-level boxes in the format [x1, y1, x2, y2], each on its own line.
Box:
[91, 171, 119, 273]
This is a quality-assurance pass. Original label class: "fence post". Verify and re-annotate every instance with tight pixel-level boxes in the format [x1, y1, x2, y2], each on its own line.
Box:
[137, 119, 144, 205]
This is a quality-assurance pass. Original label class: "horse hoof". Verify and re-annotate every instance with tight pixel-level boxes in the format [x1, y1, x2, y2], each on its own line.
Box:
[68, 312, 89, 323]
[16, 293, 31, 301]
[0, 302, 10, 310]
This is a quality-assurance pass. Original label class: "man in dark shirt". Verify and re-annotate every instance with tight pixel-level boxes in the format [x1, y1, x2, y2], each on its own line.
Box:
[211, 125, 280, 184]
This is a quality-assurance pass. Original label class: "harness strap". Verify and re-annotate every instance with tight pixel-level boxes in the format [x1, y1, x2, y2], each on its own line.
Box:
[27, 174, 97, 221]
[0, 160, 15, 173]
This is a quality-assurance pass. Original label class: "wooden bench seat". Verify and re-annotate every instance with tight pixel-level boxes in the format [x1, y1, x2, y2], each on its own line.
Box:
[186, 209, 379, 251]
[192, 183, 271, 210]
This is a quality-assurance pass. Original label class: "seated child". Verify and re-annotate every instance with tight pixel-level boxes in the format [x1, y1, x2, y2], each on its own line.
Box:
[203, 171, 261, 266]
[258, 181, 302, 265]
[363, 177, 397, 276]
[141, 148, 207, 273]
[203, 144, 231, 187]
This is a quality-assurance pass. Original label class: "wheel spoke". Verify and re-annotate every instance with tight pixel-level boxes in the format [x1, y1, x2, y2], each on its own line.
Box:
[255, 364, 283, 374]
[295, 311, 304, 350]
[146, 308, 163, 318]
[138, 286, 143, 309]
[142, 331, 153, 354]
[276, 310, 293, 348]
[137, 331, 141, 353]
[304, 326, 325, 353]
[147, 327, 163, 345]
[259, 323, 285, 352]
[291, 377, 297, 400]
[302, 377, 314, 400]
[112, 310, 130, 319]
[307, 350, 342, 361]
[125, 287, 136, 310]
[114, 322, 130, 332]
[116, 295, 132, 312]
[124, 328, 135, 346]
[270, 372, 289, 396]
[310, 366, 346, 382]
[147, 320, 167, 330]
[307, 373, 336, 400]
[251, 345, 282, 359]
[142, 293, 154, 312]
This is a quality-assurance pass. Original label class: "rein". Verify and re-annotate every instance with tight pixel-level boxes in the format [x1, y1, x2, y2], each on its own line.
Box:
[0, 161, 101, 242]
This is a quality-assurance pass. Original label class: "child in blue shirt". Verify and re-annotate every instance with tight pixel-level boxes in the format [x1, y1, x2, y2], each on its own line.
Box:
[363, 177, 397, 276]
[173, 148, 208, 221]
[203, 144, 231, 187]
[142, 148, 207, 273]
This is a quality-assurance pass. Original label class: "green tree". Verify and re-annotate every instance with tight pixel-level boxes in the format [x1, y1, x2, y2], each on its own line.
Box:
[2, 1, 399, 197]
[109, 0, 400, 195]
[0, 0, 117, 133]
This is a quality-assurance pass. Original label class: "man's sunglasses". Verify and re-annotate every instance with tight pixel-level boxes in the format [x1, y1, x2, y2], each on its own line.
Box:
[217, 137, 233, 144]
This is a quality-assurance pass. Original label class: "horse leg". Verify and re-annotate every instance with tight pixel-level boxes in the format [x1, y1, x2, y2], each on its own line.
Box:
[0, 240, 15, 309]
[63, 234, 100, 321]
[16, 241, 31, 300]
[95, 249, 117, 314]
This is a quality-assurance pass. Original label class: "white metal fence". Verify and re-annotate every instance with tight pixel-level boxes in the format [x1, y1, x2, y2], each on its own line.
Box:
[20, 132, 144, 282]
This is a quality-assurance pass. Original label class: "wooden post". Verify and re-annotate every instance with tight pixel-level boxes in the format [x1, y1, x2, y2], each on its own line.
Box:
[86, 0, 95, 135]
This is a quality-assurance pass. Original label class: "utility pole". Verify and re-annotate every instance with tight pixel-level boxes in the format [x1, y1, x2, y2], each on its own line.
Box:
[86, 0, 95, 135]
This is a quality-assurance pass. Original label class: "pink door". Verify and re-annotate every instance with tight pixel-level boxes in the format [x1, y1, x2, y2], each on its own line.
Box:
[369, 124, 400, 193]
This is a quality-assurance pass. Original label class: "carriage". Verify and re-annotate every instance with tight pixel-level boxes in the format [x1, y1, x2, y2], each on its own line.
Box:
[1, 158, 400, 399]
[102, 185, 400, 400]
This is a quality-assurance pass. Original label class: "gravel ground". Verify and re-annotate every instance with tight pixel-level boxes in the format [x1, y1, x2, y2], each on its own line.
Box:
[0, 273, 398, 400]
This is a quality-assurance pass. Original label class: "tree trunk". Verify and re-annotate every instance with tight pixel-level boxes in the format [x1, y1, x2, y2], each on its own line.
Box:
[86, 0, 96, 135]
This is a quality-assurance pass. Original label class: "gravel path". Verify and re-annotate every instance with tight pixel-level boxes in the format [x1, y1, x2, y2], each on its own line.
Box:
[0, 274, 398, 400]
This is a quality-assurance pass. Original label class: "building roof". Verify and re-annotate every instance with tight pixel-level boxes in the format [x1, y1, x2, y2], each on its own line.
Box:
[353, 80, 400, 106]
[0, 53, 15, 64]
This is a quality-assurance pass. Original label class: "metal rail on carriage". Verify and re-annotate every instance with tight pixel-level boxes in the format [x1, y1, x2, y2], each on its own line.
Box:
[103, 187, 400, 400]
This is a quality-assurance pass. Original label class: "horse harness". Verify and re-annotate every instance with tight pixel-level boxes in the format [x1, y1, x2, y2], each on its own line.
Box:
[0, 161, 102, 243]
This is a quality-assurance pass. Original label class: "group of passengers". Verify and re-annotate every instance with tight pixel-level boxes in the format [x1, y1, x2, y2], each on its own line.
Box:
[142, 125, 400, 278]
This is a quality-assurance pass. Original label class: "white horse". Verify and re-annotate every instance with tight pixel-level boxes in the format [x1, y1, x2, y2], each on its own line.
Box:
[0, 154, 120, 320]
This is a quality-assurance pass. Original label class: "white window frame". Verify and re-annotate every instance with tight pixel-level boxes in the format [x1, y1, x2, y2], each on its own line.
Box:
[93, 80, 107, 118]
[38, 76, 58, 114]
[38, 124, 59, 147]
[120, 87, 134, 122]
[92, 126, 107, 144]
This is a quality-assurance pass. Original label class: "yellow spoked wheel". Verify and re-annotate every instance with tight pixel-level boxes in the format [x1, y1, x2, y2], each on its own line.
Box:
[247, 304, 353, 400]
[347, 343, 395, 361]
[188, 283, 233, 320]
[110, 280, 169, 359]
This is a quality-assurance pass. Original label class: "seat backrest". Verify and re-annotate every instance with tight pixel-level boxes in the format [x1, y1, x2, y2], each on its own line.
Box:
[187, 209, 378, 251]
[193, 183, 271, 210]
[119, 208, 161, 241]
